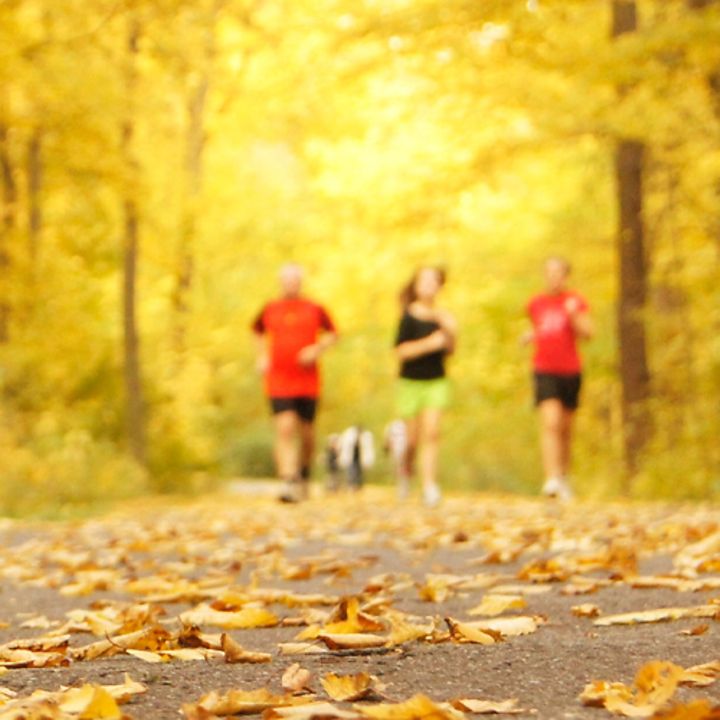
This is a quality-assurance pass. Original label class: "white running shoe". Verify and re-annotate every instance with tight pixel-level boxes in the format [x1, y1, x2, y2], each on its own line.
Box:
[542, 476, 573, 501]
[423, 483, 442, 508]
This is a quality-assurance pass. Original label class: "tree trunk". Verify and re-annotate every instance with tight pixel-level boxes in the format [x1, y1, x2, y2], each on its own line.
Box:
[171, 76, 207, 356]
[612, 1, 652, 487]
[0, 123, 15, 342]
[27, 127, 43, 273]
[121, 18, 147, 467]
[172, 6, 219, 358]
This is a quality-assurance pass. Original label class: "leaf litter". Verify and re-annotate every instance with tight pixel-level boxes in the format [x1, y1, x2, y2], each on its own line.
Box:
[0, 490, 719, 718]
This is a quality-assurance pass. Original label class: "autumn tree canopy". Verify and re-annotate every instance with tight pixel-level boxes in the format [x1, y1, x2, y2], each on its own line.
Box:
[0, 0, 718, 512]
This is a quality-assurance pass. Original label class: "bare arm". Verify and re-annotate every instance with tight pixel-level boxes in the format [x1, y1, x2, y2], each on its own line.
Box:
[395, 330, 448, 361]
[254, 332, 269, 374]
[570, 311, 593, 340]
[435, 309, 458, 355]
[298, 331, 338, 366]
[565, 297, 593, 340]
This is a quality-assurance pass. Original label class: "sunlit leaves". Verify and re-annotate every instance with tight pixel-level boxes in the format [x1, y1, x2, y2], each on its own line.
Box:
[580, 661, 720, 717]
[0, 675, 145, 719]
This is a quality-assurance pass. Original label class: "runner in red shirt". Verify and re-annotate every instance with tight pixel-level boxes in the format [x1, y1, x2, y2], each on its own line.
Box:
[523, 257, 593, 500]
[252, 264, 337, 502]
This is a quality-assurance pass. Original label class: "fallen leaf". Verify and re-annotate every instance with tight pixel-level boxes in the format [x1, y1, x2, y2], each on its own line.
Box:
[445, 618, 501, 645]
[282, 664, 314, 693]
[102, 673, 148, 703]
[193, 688, 311, 716]
[594, 605, 720, 626]
[59, 685, 123, 718]
[355, 694, 464, 720]
[221, 634, 272, 664]
[572, 604, 601, 618]
[279, 643, 330, 656]
[451, 697, 535, 715]
[321, 673, 375, 702]
[679, 625, 709, 637]
[318, 633, 387, 650]
[580, 661, 685, 717]
[680, 662, 720, 688]
[180, 604, 279, 630]
[264, 701, 361, 720]
[468, 595, 527, 617]
[648, 700, 720, 719]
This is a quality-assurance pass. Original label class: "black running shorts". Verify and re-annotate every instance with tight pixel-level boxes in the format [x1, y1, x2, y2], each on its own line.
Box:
[533, 372, 582, 411]
[270, 396, 318, 422]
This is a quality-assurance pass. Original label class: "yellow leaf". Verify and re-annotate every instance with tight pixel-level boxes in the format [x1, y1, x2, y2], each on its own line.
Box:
[594, 605, 720, 627]
[180, 604, 279, 629]
[679, 625, 709, 637]
[318, 633, 387, 650]
[355, 695, 463, 720]
[451, 697, 532, 715]
[580, 661, 684, 717]
[103, 674, 147, 703]
[219, 634, 272, 664]
[321, 673, 374, 702]
[125, 649, 167, 663]
[571, 604, 601, 618]
[449, 616, 539, 638]
[282, 663, 314, 693]
[264, 701, 360, 720]
[680, 662, 720, 688]
[386, 614, 433, 646]
[648, 700, 720, 719]
[59, 685, 122, 719]
[322, 598, 386, 634]
[445, 618, 500, 645]
[467, 595, 526, 617]
[279, 642, 330, 656]
[196, 688, 310, 715]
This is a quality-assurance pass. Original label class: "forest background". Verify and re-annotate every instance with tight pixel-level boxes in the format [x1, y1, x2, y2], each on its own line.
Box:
[0, 0, 718, 516]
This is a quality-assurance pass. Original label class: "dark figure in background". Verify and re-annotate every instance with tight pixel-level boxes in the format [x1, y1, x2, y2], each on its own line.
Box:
[324, 434, 341, 492]
[338, 426, 376, 490]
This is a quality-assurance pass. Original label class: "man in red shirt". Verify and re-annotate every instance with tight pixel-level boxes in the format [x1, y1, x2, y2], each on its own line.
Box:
[252, 264, 338, 502]
[524, 257, 593, 500]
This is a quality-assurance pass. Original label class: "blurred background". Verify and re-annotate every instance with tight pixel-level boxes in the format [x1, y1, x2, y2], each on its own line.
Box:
[0, 0, 718, 514]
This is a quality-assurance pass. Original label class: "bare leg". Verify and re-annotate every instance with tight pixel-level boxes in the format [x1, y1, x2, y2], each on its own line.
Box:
[418, 407, 442, 505]
[403, 417, 419, 479]
[538, 399, 565, 481]
[558, 408, 575, 478]
[274, 411, 299, 479]
[299, 420, 315, 476]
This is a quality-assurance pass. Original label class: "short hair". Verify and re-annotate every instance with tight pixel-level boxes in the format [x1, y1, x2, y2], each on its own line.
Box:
[279, 263, 304, 279]
[545, 256, 571, 274]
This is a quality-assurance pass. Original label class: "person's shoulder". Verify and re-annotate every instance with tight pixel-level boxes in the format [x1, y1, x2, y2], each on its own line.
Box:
[301, 297, 329, 312]
[567, 290, 589, 307]
[527, 293, 545, 309]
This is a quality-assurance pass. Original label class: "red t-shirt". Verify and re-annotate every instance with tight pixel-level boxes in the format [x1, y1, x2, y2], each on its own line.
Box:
[527, 291, 588, 374]
[252, 298, 336, 398]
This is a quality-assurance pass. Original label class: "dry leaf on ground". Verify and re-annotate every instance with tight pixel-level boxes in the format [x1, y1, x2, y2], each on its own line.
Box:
[321, 673, 376, 702]
[355, 694, 464, 720]
[451, 697, 535, 715]
[282, 664, 314, 693]
[580, 661, 685, 717]
[467, 595, 527, 617]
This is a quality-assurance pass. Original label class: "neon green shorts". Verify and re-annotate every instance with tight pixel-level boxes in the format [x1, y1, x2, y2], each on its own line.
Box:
[396, 378, 451, 418]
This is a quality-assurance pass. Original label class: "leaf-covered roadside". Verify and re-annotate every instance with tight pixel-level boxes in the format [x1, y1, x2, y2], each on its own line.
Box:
[0, 489, 719, 719]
